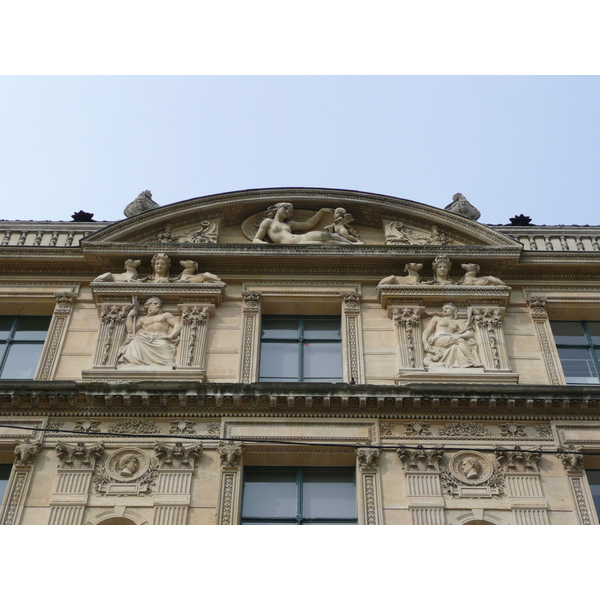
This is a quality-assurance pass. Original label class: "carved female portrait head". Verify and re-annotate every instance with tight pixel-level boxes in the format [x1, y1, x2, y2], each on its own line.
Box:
[151, 253, 171, 277]
[432, 255, 452, 281]
[441, 303, 459, 319]
[264, 202, 293, 219]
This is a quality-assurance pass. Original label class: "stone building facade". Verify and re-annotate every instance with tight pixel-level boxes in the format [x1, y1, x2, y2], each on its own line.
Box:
[1, 187, 599, 525]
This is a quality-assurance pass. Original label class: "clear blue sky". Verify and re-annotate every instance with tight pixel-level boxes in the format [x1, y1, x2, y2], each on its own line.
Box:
[1, 76, 598, 226]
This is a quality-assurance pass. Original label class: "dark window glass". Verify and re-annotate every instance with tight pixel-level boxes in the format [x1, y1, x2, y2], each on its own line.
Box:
[259, 315, 343, 383]
[550, 321, 600, 384]
[0, 316, 51, 379]
[585, 469, 600, 521]
[0, 464, 11, 507]
[242, 467, 357, 525]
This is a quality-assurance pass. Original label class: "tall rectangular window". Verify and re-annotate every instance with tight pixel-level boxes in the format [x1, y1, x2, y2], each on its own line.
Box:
[0, 464, 11, 507]
[550, 321, 600, 384]
[259, 316, 343, 383]
[241, 467, 357, 524]
[585, 469, 600, 521]
[0, 316, 52, 379]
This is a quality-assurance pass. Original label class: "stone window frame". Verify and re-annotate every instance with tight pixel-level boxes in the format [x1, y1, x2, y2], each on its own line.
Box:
[0, 285, 79, 381]
[239, 282, 365, 384]
[523, 286, 600, 386]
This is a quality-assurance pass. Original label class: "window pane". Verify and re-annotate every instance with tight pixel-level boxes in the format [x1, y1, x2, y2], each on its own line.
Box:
[303, 317, 341, 340]
[550, 322, 587, 345]
[0, 317, 14, 339]
[261, 317, 299, 339]
[588, 322, 600, 345]
[259, 342, 299, 381]
[242, 469, 297, 518]
[585, 469, 600, 520]
[303, 469, 357, 519]
[0, 464, 11, 507]
[303, 343, 343, 382]
[13, 316, 52, 341]
[1, 343, 45, 379]
[557, 347, 599, 384]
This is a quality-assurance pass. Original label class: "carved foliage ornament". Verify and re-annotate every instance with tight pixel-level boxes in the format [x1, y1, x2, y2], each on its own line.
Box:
[218, 441, 243, 468]
[356, 447, 380, 470]
[557, 445, 584, 474]
[56, 441, 104, 469]
[14, 439, 41, 466]
[384, 221, 456, 246]
[439, 421, 491, 437]
[157, 220, 219, 244]
[495, 446, 542, 473]
[397, 445, 445, 472]
[109, 419, 160, 435]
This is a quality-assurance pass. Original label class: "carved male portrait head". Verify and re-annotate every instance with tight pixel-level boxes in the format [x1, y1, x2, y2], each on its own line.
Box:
[144, 296, 163, 315]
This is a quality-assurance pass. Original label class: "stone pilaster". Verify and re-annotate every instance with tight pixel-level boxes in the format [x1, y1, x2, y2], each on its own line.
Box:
[36, 292, 78, 380]
[526, 296, 565, 385]
[470, 306, 510, 371]
[356, 447, 382, 525]
[391, 305, 425, 373]
[49, 441, 104, 525]
[0, 439, 41, 525]
[341, 292, 365, 384]
[92, 303, 130, 367]
[177, 304, 212, 380]
[239, 292, 261, 383]
[216, 441, 244, 525]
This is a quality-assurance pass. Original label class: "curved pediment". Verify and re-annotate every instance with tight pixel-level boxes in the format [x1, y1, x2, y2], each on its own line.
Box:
[83, 187, 521, 248]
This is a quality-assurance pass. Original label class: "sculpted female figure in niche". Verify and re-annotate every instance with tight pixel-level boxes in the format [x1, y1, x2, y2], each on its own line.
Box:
[422, 303, 483, 369]
[252, 202, 359, 245]
[118, 297, 181, 368]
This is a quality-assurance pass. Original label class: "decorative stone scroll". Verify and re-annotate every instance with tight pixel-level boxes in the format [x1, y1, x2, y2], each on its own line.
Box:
[341, 292, 365, 384]
[49, 441, 105, 525]
[239, 292, 262, 384]
[36, 291, 78, 380]
[525, 296, 564, 385]
[217, 441, 244, 525]
[0, 439, 42, 525]
[157, 220, 220, 244]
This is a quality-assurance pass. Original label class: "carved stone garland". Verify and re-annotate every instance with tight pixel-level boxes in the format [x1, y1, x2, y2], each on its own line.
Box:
[37, 292, 78, 380]
[0, 439, 41, 525]
[217, 441, 244, 525]
[525, 296, 564, 385]
[240, 292, 262, 384]
[356, 448, 382, 525]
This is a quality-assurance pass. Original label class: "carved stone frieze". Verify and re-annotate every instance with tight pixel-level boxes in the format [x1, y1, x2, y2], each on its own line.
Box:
[439, 421, 491, 437]
[56, 441, 104, 469]
[397, 445, 445, 472]
[154, 441, 203, 469]
[13, 439, 41, 466]
[169, 419, 196, 436]
[557, 445, 584, 474]
[379, 422, 395, 437]
[441, 451, 504, 498]
[383, 221, 456, 246]
[157, 220, 219, 244]
[535, 424, 553, 439]
[218, 441, 243, 467]
[73, 419, 101, 433]
[404, 421, 432, 437]
[499, 422, 527, 437]
[109, 419, 160, 435]
[495, 446, 542, 473]
[356, 447, 380, 470]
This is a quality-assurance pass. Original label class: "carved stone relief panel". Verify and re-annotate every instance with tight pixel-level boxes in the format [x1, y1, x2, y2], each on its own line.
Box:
[383, 221, 458, 246]
[440, 451, 504, 498]
[94, 447, 158, 496]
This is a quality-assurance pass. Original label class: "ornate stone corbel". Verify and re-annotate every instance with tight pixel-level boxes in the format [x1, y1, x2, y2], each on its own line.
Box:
[218, 441, 243, 468]
[557, 444, 584, 474]
[341, 291, 365, 384]
[240, 292, 262, 383]
[526, 296, 549, 321]
[14, 438, 41, 466]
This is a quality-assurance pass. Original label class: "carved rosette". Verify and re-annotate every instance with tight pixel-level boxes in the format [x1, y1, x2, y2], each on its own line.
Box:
[37, 291, 78, 380]
[240, 292, 262, 383]
[392, 306, 425, 370]
[341, 292, 364, 384]
[525, 296, 563, 385]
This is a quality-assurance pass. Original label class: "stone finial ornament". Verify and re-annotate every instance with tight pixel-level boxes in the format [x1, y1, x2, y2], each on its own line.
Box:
[124, 190, 160, 218]
[444, 193, 481, 221]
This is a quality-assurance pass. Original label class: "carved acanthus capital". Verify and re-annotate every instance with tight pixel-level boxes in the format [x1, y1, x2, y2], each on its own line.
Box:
[495, 446, 542, 473]
[341, 292, 361, 314]
[154, 441, 203, 469]
[181, 305, 210, 324]
[14, 439, 41, 466]
[100, 304, 130, 324]
[356, 447, 380, 470]
[526, 296, 548, 320]
[397, 445, 445, 472]
[53, 292, 78, 314]
[392, 306, 423, 326]
[242, 291, 261, 313]
[218, 441, 244, 467]
[56, 441, 105, 469]
[471, 307, 505, 326]
[557, 445, 585, 474]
